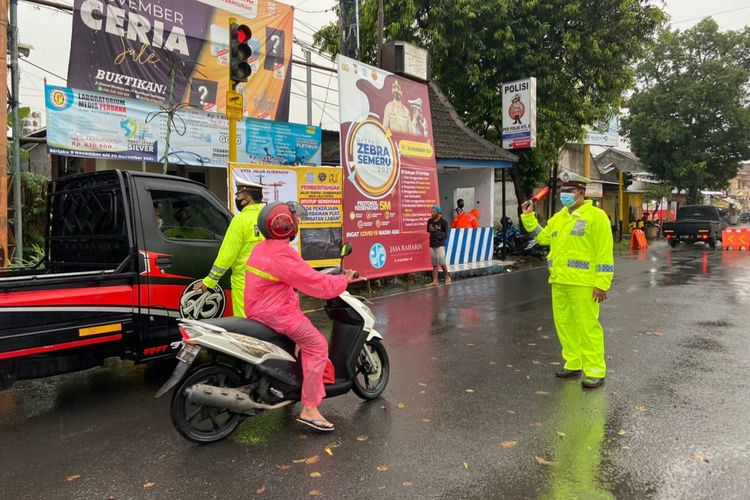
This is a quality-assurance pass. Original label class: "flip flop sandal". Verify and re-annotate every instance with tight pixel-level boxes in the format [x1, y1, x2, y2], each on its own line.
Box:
[296, 417, 335, 432]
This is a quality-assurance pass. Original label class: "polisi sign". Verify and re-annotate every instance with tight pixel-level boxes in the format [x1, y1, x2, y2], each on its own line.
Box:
[501, 77, 537, 150]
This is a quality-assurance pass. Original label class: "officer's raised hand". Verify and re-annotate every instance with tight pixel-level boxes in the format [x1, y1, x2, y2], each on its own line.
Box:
[521, 200, 534, 214]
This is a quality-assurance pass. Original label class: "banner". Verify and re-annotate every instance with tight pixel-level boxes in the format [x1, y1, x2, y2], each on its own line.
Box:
[68, 0, 293, 121]
[230, 164, 343, 267]
[337, 55, 439, 279]
[45, 85, 320, 167]
[501, 77, 537, 150]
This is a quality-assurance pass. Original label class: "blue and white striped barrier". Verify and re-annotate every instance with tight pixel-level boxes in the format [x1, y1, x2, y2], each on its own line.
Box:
[446, 227, 495, 265]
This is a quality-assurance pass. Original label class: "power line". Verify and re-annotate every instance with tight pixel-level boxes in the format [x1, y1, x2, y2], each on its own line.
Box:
[291, 76, 338, 92]
[294, 4, 336, 15]
[19, 58, 66, 81]
[672, 5, 750, 25]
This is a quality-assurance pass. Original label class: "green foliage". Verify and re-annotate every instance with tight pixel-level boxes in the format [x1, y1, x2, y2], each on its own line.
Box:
[9, 172, 50, 256]
[623, 19, 750, 204]
[315, 0, 663, 202]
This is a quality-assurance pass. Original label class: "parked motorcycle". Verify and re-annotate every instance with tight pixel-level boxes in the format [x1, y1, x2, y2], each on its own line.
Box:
[494, 219, 547, 260]
[155, 244, 389, 444]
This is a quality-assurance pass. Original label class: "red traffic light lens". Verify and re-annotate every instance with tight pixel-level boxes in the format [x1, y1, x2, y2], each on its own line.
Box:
[234, 24, 252, 44]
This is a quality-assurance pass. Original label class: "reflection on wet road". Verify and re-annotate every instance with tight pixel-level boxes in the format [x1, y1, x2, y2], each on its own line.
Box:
[1, 241, 750, 499]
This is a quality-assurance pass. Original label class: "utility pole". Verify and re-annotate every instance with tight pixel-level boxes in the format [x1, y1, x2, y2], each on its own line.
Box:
[0, 0, 8, 267]
[377, 0, 384, 66]
[583, 143, 591, 179]
[10, 0, 22, 262]
[305, 49, 312, 125]
[338, 0, 359, 59]
[618, 169, 624, 242]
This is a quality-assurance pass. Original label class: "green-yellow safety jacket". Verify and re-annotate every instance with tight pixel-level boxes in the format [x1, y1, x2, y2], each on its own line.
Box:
[521, 200, 614, 291]
[202, 203, 264, 316]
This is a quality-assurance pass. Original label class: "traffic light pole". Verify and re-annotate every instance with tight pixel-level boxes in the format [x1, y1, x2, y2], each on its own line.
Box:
[10, 0, 22, 262]
[618, 170, 624, 242]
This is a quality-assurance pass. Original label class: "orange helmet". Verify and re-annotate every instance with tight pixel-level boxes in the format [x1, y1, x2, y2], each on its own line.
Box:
[258, 201, 307, 240]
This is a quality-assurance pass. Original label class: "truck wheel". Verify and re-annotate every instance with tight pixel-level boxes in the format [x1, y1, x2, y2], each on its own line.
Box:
[352, 339, 389, 400]
[170, 364, 244, 444]
[669, 239, 679, 248]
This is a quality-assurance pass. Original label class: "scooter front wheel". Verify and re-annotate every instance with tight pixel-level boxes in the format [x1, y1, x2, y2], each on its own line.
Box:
[352, 339, 389, 400]
[170, 364, 244, 444]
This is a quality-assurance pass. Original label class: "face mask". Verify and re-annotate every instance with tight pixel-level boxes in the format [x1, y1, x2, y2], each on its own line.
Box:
[235, 197, 246, 212]
[560, 193, 576, 207]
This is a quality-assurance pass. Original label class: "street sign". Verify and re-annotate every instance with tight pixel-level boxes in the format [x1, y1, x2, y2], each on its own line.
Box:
[226, 91, 244, 119]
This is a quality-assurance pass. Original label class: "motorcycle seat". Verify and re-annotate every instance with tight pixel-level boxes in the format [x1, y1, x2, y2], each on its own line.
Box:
[201, 317, 295, 352]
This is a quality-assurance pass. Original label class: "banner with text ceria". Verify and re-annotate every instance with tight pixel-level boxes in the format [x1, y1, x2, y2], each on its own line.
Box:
[68, 0, 293, 121]
[337, 55, 439, 279]
[229, 164, 343, 267]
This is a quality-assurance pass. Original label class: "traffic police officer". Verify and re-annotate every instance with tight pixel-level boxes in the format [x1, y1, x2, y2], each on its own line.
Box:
[195, 179, 265, 317]
[521, 171, 614, 388]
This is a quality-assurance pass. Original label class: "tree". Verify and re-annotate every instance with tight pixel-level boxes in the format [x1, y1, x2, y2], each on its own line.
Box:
[622, 19, 750, 203]
[315, 0, 663, 205]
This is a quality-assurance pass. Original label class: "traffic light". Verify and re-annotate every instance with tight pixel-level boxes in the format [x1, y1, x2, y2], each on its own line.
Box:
[230, 23, 252, 85]
[623, 172, 634, 189]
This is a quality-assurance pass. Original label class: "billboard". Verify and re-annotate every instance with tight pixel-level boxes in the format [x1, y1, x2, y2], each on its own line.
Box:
[67, 0, 293, 120]
[337, 55, 439, 279]
[230, 164, 343, 267]
[582, 116, 621, 147]
[45, 85, 320, 167]
[501, 77, 537, 149]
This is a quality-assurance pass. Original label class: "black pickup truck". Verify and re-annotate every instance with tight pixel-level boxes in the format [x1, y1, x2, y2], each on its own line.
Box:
[662, 205, 727, 249]
[0, 170, 235, 388]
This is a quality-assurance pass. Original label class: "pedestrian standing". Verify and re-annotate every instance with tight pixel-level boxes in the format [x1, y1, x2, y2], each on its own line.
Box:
[195, 179, 265, 317]
[520, 172, 614, 389]
[427, 205, 451, 286]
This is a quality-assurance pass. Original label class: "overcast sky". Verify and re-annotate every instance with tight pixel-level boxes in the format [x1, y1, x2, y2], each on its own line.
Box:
[14, 0, 750, 131]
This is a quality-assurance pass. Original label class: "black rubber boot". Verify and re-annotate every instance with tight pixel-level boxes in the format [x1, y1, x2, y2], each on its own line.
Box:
[555, 368, 583, 379]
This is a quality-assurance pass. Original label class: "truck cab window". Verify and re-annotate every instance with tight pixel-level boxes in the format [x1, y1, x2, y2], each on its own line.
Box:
[149, 190, 229, 241]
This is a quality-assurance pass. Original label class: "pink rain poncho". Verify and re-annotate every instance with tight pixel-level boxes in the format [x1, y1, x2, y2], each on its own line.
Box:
[244, 239, 349, 407]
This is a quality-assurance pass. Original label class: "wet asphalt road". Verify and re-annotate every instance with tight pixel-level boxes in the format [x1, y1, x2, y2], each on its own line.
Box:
[2, 241, 750, 499]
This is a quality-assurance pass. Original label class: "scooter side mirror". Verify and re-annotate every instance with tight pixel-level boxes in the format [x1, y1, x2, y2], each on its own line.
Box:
[341, 242, 352, 258]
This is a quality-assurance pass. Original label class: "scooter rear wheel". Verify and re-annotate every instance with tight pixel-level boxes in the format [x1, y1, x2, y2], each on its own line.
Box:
[352, 339, 389, 400]
[170, 364, 244, 444]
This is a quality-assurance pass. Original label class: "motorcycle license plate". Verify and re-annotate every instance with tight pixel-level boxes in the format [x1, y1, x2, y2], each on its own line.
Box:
[177, 343, 200, 363]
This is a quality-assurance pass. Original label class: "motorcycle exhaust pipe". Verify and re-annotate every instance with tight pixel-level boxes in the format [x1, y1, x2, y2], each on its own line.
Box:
[185, 384, 292, 413]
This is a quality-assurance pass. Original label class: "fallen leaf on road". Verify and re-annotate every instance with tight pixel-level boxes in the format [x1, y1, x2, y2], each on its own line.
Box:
[530, 421, 542, 428]
[535, 391, 550, 395]
[535, 456, 556, 466]
[635, 404, 647, 412]
[309, 490, 323, 496]
[528, 343, 537, 346]
[420, 390, 426, 394]
[465, 388, 475, 393]
[299, 434, 308, 440]
[324, 441, 341, 456]
[402, 481, 413, 487]
[556, 431, 567, 438]
[66, 475, 80, 482]
[397, 402, 406, 409]
[292, 458, 307, 464]
[143, 482, 155, 489]
[467, 343, 475, 346]
[541, 335, 550, 340]
[645, 331, 663, 336]
[310, 472, 322, 478]
[500, 440, 518, 448]
[421, 418, 431, 423]
[305, 455, 320, 465]
[531, 360, 541, 365]
[256, 486, 266, 494]
[277, 464, 291, 470]
[537, 327, 543, 331]
[418, 382, 427, 387]
[507, 410, 516, 414]
[622, 445, 631, 449]
[617, 429, 626, 436]
[489, 361, 497, 365]
[377, 464, 389, 472]
[549, 362, 561, 366]
[356, 435, 369, 442]
[464, 462, 469, 469]
[506, 364, 513, 368]
[692, 454, 708, 462]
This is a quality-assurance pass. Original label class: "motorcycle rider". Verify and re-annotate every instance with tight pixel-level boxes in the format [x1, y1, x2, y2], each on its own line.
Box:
[244, 202, 357, 432]
[195, 179, 265, 317]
